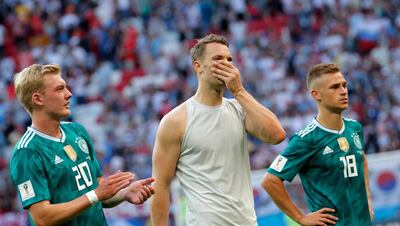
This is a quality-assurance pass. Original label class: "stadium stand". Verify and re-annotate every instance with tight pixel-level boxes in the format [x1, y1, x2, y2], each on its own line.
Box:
[0, 0, 399, 224]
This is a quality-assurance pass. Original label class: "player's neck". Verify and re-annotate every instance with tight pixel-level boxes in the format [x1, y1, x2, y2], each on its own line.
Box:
[31, 114, 62, 138]
[316, 111, 343, 131]
[194, 86, 224, 106]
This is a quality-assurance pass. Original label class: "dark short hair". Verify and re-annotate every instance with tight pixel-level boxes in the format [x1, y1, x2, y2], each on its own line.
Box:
[190, 34, 229, 63]
[307, 63, 340, 90]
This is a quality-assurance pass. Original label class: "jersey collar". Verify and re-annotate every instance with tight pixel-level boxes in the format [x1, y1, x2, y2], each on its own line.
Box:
[28, 127, 66, 143]
[313, 118, 345, 135]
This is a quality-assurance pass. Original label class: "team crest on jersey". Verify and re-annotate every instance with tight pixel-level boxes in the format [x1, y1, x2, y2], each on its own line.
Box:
[352, 133, 362, 149]
[63, 145, 77, 161]
[75, 137, 89, 154]
[337, 137, 349, 152]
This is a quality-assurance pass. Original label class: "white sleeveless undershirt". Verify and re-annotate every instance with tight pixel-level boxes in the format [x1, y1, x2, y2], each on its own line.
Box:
[176, 97, 257, 226]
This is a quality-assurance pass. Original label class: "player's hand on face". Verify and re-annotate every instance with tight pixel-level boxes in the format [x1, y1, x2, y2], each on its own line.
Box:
[95, 171, 135, 201]
[298, 208, 338, 226]
[211, 60, 244, 97]
[124, 177, 155, 205]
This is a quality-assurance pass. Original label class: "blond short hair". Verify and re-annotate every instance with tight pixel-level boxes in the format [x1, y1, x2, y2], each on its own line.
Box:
[190, 34, 229, 63]
[14, 64, 61, 114]
[306, 63, 341, 90]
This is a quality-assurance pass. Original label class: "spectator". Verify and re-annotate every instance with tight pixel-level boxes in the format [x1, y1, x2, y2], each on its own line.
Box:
[1, 0, 400, 223]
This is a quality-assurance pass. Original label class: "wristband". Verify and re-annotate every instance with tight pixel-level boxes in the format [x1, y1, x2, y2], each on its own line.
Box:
[86, 190, 99, 206]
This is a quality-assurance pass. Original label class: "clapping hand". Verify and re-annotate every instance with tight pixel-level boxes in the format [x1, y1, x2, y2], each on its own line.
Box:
[124, 177, 155, 205]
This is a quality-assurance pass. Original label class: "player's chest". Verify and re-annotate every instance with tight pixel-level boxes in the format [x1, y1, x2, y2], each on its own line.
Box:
[41, 139, 97, 191]
[311, 133, 364, 175]
[39, 138, 94, 178]
[184, 112, 245, 151]
[43, 137, 92, 167]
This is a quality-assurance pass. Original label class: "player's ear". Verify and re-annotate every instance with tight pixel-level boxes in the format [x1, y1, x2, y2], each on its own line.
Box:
[193, 61, 202, 75]
[32, 92, 44, 107]
[310, 89, 321, 102]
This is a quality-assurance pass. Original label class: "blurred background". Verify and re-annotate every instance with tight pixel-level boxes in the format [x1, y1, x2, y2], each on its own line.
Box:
[0, 0, 399, 225]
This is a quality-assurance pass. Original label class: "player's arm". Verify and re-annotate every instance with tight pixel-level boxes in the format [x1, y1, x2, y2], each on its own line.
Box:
[363, 153, 374, 221]
[28, 171, 134, 226]
[151, 108, 184, 226]
[101, 176, 155, 208]
[262, 173, 338, 226]
[211, 60, 285, 144]
[236, 88, 285, 144]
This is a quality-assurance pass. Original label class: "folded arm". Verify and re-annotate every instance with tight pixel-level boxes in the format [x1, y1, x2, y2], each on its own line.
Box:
[211, 60, 285, 144]
[236, 89, 286, 144]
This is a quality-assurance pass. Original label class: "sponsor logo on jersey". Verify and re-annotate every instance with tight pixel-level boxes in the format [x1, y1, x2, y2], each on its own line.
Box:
[337, 137, 349, 152]
[76, 137, 89, 154]
[270, 155, 288, 172]
[352, 133, 362, 149]
[54, 155, 64, 164]
[18, 180, 35, 201]
[322, 146, 334, 155]
[63, 145, 77, 161]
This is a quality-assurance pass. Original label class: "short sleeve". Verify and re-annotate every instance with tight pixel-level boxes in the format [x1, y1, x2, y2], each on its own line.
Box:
[267, 135, 316, 182]
[10, 148, 51, 209]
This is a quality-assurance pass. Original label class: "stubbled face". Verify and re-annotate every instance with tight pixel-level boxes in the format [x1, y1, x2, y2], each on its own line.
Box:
[38, 74, 72, 120]
[311, 72, 348, 113]
[194, 42, 233, 89]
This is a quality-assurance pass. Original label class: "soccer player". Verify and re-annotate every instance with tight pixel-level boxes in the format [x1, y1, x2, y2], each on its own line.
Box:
[262, 63, 373, 226]
[10, 64, 155, 226]
[150, 34, 285, 226]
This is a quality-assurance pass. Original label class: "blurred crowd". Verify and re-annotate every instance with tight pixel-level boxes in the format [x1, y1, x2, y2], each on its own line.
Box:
[0, 0, 400, 219]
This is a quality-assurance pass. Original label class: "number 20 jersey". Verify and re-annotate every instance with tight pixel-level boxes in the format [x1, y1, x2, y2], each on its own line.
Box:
[10, 122, 107, 226]
[267, 118, 371, 226]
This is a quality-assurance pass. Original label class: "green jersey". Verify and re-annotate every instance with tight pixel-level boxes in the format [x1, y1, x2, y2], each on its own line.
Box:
[268, 118, 371, 226]
[10, 122, 107, 226]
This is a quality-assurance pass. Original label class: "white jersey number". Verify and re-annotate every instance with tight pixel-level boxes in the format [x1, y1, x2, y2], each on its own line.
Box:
[339, 155, 358, 178]
[72, 161, 93, 191]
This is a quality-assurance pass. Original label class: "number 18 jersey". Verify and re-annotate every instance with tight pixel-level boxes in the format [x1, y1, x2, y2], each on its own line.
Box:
[10, 122, 107, 226]
[267, 118, 371, 226]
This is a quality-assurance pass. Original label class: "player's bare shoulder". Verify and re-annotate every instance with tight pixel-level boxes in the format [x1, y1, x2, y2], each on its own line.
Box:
[158, 101, 188, 142]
